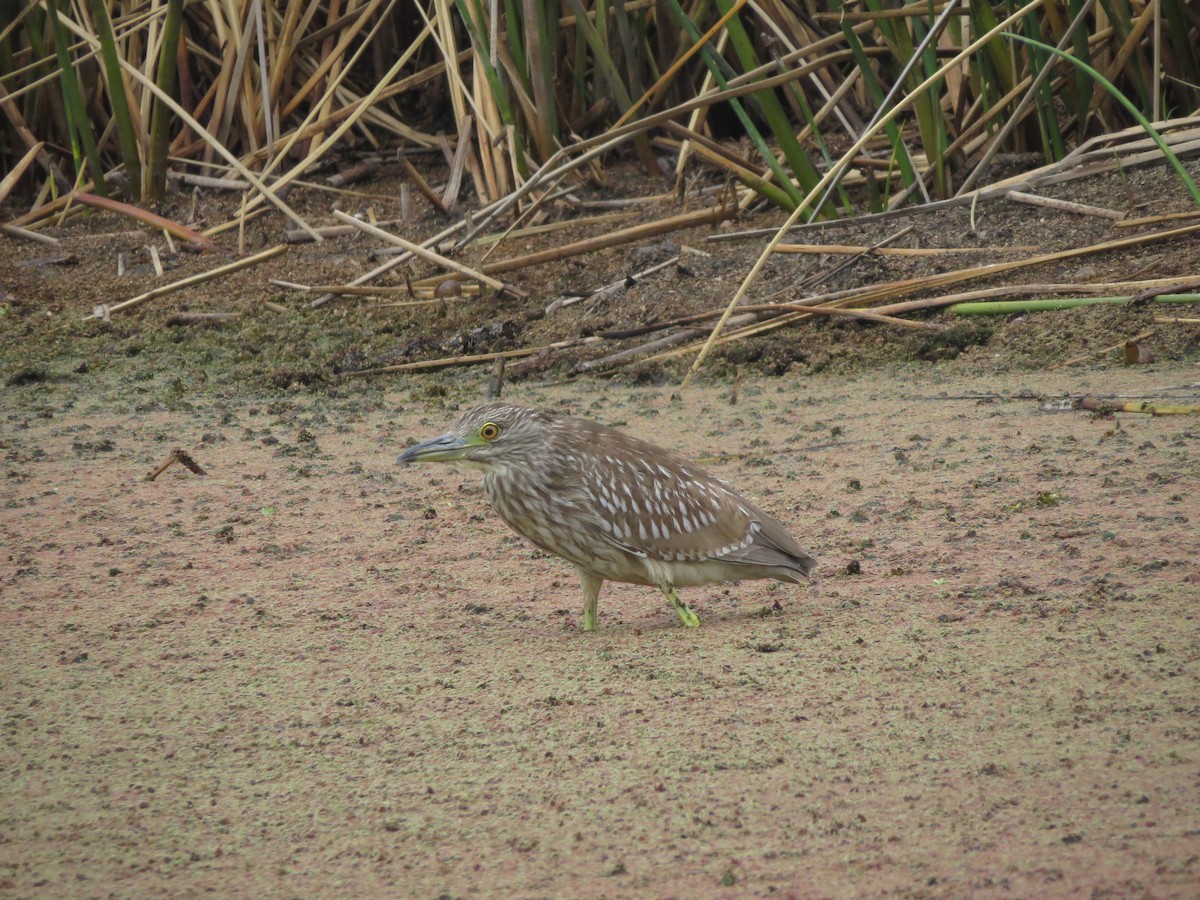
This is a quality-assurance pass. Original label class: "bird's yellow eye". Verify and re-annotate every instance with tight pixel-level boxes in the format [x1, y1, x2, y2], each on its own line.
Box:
[480, 422, 501, 441]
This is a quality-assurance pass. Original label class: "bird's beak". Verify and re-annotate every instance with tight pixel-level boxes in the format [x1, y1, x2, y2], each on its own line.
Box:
[397, 432, 468, 464]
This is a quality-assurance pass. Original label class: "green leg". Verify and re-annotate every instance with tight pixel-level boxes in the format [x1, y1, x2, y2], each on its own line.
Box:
[578, 570, 602, 632]
[661, 583, 700, 628]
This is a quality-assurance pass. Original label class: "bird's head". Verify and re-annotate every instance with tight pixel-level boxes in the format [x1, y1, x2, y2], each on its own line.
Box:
[397, 403, 553, 473]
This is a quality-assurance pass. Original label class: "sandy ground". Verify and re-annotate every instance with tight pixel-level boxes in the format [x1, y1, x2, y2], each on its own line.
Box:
[2, 360, 1198, 898]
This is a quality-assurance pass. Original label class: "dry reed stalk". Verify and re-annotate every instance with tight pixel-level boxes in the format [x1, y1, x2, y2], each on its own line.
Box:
[0, 140, 44, 204]
[673, 29, 730, 182]
[545, 256, 681, 313]
[676, 141, 774, 189]
[474, 187, 579, 262]
[743, 304, 937, 329]
[442, 114, 474, 211]
[956, 0, 1098, 195]
[1116, 210, 1200, 229]
[1005, 190, 1126, 220]
[479, 204, 737, 276]
[346, 337, 603, 375]
[235, 0, 432, 223]
[471, 62, 503, 203]
[72, 192, 212, 248]
[307, 201, 499, 306]
[791, 222, 1200, 317]
[614, 0, 770, 133]
[399, 155, 451, 216]
[0, 84, 72, 193]
[84, 244, 287, 320]
[476, 208, 635, 247]
[331, 209, 505, 290]
[773, 242, 1034, 257]
[576, 315, 763, 372]
[284, 224, 360, 242]
[579, 299, 939, 373]
[271, 280, 479, 302]
[661, 122, 766, 176]
[646, 228, 1200, 368]
[0, 223, 59, 244]
[179, 172, 252, 191]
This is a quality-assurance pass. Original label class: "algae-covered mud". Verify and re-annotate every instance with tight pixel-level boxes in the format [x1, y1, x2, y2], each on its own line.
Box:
[3, 363, 1198, 896]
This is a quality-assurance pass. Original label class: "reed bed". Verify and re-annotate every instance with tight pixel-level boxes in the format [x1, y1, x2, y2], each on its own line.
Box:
[3, 1, 1199, 377]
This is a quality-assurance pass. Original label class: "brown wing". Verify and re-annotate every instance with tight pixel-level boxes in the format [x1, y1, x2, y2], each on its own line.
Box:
[562, 419, 814, 577]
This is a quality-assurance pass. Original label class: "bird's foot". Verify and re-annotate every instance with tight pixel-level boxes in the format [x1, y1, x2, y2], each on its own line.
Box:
[663, 585, 700, 628]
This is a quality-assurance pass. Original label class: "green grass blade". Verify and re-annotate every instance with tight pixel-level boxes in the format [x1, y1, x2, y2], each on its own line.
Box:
[829, 0, 920, 194]
[522, 0, 557, 158]
[1065, 0, 1094, 120]
[711, 0, 826, 206]
[455, 0, 515, 126]
[90, 0, 142, 199]
[660, 0, 802, 208]
[48, 0, 107, 196]
[146, 0, 183, 200]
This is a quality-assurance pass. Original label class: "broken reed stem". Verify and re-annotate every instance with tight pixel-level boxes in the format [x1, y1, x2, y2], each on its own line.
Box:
[345, 337, 603, 375]
[1005, 190, 1126, 220]
[774, 242, 1035, 257]
[799, 221, 1200, 315]
[479, 203, 737, 276]
[399, 154, 450, 215]
[84, 244, 288, 319]
[271, 278, 480, 303]
[330, 209, 505, 290]
[0, 223, 59, 244]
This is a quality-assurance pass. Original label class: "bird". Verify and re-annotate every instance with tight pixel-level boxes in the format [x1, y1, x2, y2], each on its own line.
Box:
[398, 402, 816, 631]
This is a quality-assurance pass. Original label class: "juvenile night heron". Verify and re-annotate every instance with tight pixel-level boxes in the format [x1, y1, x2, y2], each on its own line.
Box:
[399, 403, 816, 631]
